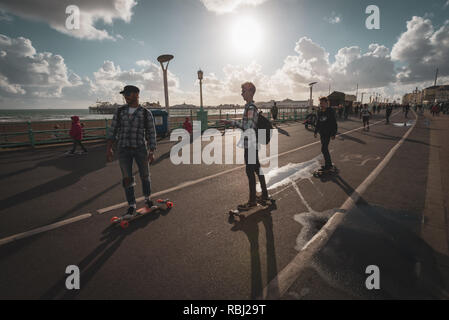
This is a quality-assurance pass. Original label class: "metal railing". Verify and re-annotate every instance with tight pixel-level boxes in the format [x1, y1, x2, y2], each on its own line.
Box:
[0, 108, 308, 149]
[0, 119, 110, 149]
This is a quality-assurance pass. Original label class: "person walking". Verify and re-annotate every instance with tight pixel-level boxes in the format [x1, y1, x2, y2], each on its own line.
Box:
[271, 101, 278, 125]
[222, 82, 270, 210]
[314, 97, 338, 171]
[66, 116, 87, 155]
[361, 104, 372, 131]
[106, 85, 157, 218]
[386, 104, 393, 124]
[405, 104, 410, 119]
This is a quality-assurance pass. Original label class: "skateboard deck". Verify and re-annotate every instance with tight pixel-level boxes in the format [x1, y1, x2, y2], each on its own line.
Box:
[313, 167, 339, 178]
[228, 198, 276, 220]
[111, 199, 173, 229]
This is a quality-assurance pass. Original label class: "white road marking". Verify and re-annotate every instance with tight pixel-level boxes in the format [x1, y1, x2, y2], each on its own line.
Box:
[259, 111, 417, 300]
[98, 115, 393, 214]
[0, 213, 92, 247]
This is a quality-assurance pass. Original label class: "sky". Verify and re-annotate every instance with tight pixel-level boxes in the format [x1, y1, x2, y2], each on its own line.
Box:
[0, 0, 448, 109]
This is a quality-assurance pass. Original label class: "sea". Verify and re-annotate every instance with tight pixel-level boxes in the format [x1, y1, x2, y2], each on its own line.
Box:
[0, 109, 111, 123]
[0, 108, 251, 123]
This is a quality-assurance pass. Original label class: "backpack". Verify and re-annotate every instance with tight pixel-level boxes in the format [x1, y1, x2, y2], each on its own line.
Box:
[257, 111, 273, 145]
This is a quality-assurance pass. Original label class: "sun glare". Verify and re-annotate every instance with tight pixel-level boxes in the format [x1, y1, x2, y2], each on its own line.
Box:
[229, 16, 263, 56]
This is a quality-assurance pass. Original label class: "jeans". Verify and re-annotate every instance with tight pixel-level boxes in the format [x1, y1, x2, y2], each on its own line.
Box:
[244, 148, 268, 203]
[320, 135, 332, 168]
[118, 146, 151, 206]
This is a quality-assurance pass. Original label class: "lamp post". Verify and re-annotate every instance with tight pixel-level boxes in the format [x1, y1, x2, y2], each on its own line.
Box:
[309, 82, 318, 111]
[197, 69, 203, 109]
[157, 54, 174, 131]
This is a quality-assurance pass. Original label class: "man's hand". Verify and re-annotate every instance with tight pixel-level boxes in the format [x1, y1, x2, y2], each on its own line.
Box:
[106, 148, 114, 162]
[148, 151, 155, 165]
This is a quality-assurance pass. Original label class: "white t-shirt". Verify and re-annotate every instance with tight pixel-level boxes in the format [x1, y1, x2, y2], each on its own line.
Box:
[128, 107, 137, 115]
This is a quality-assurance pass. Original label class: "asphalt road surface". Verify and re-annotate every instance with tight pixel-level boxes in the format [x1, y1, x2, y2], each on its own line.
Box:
[1, 110, 448, 299]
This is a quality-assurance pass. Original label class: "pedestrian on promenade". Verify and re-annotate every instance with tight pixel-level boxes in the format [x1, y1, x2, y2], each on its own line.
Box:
[386, 104, 393, 124]
[431, 104, 437, 117]
[361, 104, 372, 131]
[66, 116, 87, 155]
[314, 96, 338, 171]
[221, 82, 270, 210]
[405, 104, 410, 119]
[337, 104, 343, 119]
[183, 117, 193, 134]
[106, 85, 157, 219]
[271, 101, 278, 124]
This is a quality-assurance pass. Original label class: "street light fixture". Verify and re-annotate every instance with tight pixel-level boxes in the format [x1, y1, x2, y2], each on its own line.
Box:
[197, 69, 204, 109]
[309, 82, 318, 111]
[157, 54, 174, 131]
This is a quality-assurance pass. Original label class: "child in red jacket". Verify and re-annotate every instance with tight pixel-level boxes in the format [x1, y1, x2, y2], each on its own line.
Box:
[66, 116, 87, 155]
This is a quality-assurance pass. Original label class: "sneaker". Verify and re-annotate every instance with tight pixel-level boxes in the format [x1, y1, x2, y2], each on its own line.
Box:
[64, 151, 75, 156]
[122, 206, 137, 220]
[257, 195, 273, 205]
[237, 202, 257, 211]
[145, 199, 154, 208]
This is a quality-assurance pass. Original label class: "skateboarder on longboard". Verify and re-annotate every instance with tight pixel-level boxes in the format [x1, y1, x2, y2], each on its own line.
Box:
[314, 96, 338, 176]
[106, 85, 157, 220]
[221, 82, 272, 211]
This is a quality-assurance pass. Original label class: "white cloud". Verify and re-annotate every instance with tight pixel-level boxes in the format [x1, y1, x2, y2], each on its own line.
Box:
[0, 0, 137, 40]
[0, 34, 77, 98]
[445, 0, 449, 8]
[200, 0, 268, 14]
[87, 60, 180, 102]
[324, 12, 342, 24]
[391, 16, 449, 83]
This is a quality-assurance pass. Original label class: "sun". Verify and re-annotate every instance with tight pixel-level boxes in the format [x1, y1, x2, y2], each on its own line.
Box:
[229, 16, 263, 56]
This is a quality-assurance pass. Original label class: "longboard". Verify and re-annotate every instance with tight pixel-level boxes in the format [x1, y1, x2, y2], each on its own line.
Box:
[228, 198, 276, 220]
[313, 166, 339, 178]
[111, 199, 174, 229]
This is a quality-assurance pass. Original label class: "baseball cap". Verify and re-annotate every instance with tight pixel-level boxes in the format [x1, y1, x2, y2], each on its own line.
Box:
[120, 85, 140, 95]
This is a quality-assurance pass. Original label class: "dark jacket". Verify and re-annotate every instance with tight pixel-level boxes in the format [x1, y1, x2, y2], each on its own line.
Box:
[315, 107, 338, 136]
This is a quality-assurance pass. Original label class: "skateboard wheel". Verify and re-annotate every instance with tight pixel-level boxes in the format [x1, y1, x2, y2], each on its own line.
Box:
[120, 221, 129, 229]
[111, 217, 119, 223]
[166, 201, 173, 209]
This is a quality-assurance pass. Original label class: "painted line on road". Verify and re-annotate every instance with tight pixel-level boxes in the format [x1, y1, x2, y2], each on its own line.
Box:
[259, 111, 417, 300]
[0, 213, 92, 247]
[97, 114, 395, 214]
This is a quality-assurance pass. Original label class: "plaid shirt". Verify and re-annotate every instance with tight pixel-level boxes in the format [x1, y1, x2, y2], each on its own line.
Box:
[232, 102, 259, 149]
[107, 105, 157, 151]
[232, 102, 258, 130]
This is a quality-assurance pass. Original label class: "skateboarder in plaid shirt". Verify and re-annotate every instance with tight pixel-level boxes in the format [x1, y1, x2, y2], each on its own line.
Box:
[106, 85, 157, 219]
